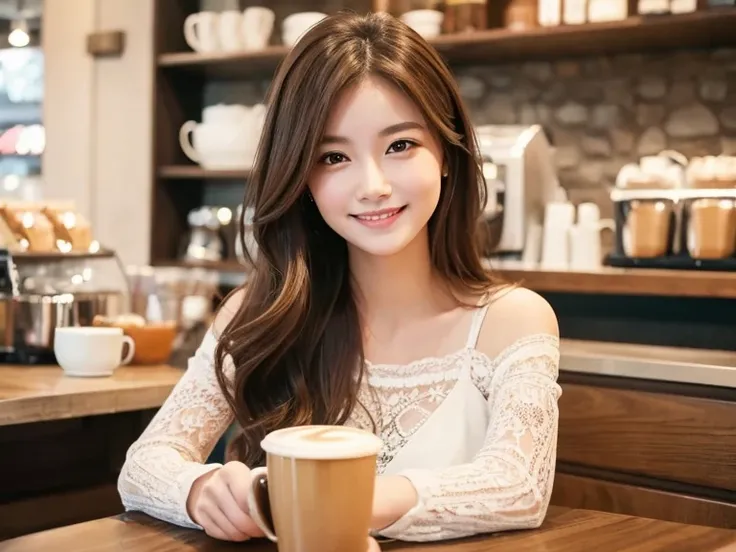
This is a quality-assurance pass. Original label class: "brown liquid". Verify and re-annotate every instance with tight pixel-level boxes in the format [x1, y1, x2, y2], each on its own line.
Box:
[266, 452, 377, 552]
[623, 200, 672, 258]
[687, 199, 736, 259]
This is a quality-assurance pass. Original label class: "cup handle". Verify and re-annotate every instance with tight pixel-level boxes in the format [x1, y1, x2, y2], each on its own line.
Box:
[120, 336, 136, 365]
[598, 218, 616, 233]
[183, 13, 203, 52]
[246, 466, 277, 542]
[179, 120, 200, 163]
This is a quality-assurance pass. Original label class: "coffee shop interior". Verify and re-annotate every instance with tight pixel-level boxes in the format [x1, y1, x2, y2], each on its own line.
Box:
[0, 0, 735, 549]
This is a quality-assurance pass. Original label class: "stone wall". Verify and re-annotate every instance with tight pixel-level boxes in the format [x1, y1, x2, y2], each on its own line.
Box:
[454, 48, 736, 212]
[203, 47, 736, 214]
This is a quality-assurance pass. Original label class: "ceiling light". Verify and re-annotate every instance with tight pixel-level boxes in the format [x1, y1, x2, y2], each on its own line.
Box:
[8, 19, 29, 48]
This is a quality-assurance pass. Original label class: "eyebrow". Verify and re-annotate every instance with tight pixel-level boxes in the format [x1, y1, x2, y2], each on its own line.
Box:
[321, 121, 426, 145]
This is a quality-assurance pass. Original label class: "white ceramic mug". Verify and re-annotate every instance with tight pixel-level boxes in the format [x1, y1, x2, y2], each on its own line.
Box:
[541, 201, 575, 269]
[54, 327, 135, 377]
[218, 10, 244, 52]
[184, 11, 220, 53]
[282, 12, 327, 47]
[242, 7, 275, 51]
[569, 220, 615, 270]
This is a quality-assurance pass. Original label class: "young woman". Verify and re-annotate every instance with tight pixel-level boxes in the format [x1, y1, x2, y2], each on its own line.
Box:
[118, 10, 561, 546]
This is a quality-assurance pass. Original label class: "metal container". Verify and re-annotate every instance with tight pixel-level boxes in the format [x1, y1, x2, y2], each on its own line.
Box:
[0, 248, 18, 353]
[685, 198, 736, 260]
[11, 291, 125, 359]
[0, 294, 14, 353]
[620, 198, 675, 258]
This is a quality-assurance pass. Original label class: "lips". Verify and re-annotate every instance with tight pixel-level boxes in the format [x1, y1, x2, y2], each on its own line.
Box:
[351, 206, 406, 221]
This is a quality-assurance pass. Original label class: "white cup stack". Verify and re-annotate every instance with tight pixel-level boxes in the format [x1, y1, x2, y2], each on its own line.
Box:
[184, 7, 276, 53]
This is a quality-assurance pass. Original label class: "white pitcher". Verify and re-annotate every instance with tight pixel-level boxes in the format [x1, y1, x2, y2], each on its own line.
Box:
[179, 104, 266, 170]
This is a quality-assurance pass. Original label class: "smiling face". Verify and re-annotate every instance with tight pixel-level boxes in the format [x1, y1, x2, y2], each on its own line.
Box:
[307, 76, 445, 258]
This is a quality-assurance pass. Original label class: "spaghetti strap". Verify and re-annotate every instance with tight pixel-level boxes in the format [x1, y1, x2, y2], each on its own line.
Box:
[465, 304, 490, 349]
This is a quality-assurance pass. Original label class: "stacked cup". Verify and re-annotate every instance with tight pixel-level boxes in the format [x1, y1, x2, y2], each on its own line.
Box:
[184, 7, 275, 53]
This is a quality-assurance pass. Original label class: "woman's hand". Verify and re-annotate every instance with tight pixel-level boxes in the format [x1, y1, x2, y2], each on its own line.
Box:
[186, 461, 265, 542]
[371, 475, 419, 531]
[187, 463, 387, 548]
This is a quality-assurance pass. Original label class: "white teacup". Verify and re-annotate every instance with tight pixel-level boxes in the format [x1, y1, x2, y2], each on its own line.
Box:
[218, 10, 245, 52]
[242, 7, 275, 51]
[184, 11, 220, 53]
[282, 12, 327, 47]
[54, 327, 135, 377]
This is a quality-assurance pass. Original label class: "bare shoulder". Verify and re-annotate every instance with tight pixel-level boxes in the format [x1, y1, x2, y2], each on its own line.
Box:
[476, 286, 559, 359]
[212, 287, 246, 338]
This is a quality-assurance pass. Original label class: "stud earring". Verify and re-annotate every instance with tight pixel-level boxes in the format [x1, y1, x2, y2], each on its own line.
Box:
[442, 168, 449, 178]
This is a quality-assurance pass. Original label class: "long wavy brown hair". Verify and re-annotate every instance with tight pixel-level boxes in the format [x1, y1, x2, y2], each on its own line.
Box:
[216, 11, 502, 466]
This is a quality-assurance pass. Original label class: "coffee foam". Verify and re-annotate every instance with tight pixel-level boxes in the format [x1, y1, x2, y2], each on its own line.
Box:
[261, 425, 383, 460]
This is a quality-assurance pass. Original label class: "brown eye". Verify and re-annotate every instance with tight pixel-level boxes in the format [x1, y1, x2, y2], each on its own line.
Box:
[322, 152, 347, 165]
[387, 140, 415, 154]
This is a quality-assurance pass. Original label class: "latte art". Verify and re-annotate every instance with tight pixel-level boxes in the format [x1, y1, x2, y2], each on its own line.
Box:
[261, 425, 383, 460]
[293, 426, 365, 442]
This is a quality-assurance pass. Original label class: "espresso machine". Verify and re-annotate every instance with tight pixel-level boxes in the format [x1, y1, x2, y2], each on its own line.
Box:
[0, 248, 128, 364]
[474, 125, 559, 258]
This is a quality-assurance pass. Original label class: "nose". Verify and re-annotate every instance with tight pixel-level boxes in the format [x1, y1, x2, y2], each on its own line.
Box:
[358, 159, 392, 202]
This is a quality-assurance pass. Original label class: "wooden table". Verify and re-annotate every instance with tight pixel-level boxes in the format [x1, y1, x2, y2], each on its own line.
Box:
[0, 364, 184, 540]
[1, 506, 735, 551]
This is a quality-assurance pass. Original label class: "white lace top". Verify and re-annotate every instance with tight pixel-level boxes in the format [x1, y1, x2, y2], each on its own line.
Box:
[118, 304, 561, 542]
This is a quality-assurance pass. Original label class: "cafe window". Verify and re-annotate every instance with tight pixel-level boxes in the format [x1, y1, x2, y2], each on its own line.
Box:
[0, 0, 43, 202]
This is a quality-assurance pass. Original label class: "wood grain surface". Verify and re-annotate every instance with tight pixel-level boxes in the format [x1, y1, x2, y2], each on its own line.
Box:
[156, 12, 736, 77]
[558, 383, 736, 491]
[1, 507, 735, 552]
[0, 365, 183, 426]
[2, 339, 736, 428]
[552, 473, 736, 529]
[493, 265, 736, 299]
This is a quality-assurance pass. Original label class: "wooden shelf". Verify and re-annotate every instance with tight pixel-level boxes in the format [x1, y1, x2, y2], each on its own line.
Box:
[493, 265, 736, 300]
[158, 165, 250, 179]
[158, 45, 289, 78]
[149, 259, 736, 299]
[10, 249, 116, 262]
[156, 12, 736, 78]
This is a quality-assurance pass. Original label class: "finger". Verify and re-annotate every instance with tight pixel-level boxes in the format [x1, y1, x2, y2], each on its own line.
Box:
[368, 537, 381, 552]
[198, 512, 232, 541]
[208, 507, 251, 542]
[220, 462, 254, 513]
[218, 489, 265, 538]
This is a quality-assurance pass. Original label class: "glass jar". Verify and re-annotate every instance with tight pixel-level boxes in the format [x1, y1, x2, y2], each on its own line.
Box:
[444, 0, 488, 33]
[381, 0, 442, 16]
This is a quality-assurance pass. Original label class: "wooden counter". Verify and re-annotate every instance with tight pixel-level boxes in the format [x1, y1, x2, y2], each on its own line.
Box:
[490, 263, 736, 300]
[1, 343, 734, 539]
[0, 364, 184, 427]
[0, 364, 184, 540]
[561, 339, 736, 388]
[2, 340, 734, 430]
[2, 506, 735, 552]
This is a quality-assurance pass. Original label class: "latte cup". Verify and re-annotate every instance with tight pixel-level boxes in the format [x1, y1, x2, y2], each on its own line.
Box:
[54, 326, 135, 377]
[247, 425, 383, 552]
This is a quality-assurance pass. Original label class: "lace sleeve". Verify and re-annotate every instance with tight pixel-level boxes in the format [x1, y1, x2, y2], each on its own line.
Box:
[378, 334, 561, 542]
[117, 328, 235, 529]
